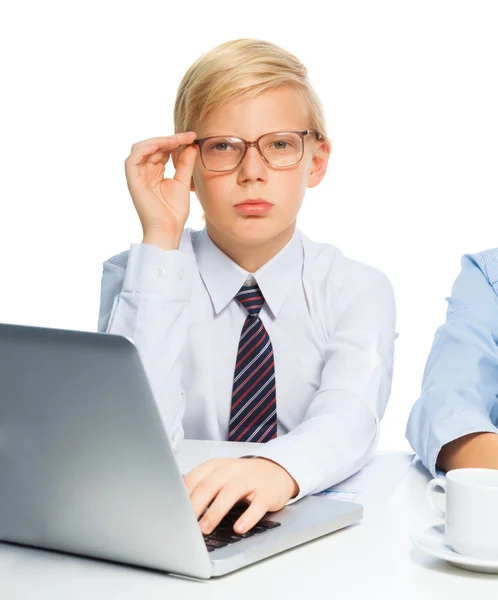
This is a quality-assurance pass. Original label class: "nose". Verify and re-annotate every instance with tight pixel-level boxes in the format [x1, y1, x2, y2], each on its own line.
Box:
[237, 143, 267, 183]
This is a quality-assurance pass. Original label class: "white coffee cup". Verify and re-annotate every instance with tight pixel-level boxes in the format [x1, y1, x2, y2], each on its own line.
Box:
[427, 468, 498, 559]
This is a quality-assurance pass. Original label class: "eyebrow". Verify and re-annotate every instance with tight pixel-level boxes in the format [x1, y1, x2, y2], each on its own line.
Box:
[198, 133, 237, 138]
[197, 129, 309, 138]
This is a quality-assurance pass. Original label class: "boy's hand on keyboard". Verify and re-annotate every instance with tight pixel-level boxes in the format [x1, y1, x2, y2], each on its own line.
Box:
[184, 457, 299, 535]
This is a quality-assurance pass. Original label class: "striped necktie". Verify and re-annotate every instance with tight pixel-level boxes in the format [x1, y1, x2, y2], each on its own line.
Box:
[228, 279, 277, 443]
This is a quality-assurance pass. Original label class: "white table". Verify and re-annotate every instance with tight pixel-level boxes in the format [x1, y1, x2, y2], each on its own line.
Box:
[1, 442, 496, 599]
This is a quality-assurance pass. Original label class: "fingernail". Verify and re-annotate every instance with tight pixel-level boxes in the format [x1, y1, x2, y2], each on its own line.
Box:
[236, 519, 247, 533]
[200, 519, 210, 533]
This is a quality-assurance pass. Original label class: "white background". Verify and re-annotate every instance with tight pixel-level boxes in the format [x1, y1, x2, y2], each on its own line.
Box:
[1, 1, 497, 452]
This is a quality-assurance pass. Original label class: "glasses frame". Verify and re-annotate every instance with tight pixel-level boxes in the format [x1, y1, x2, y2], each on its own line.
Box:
[192, 129, 321, 172]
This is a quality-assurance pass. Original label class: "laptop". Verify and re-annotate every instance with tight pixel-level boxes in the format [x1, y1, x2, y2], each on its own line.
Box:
[0, 322, 363, 579]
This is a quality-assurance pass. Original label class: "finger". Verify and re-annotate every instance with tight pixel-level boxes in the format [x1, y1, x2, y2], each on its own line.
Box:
[126, 142, 172, 168]
[173, 143, 198, 187]
[198, 481, 247, 535]
[233, 494, 269, 534]
[126, 133, 196, 167]
[132, 132, 196, 150]
[183, 459, 222, 494]
[145, 148, 174, 166]
[189, 467, 232, 520]
[139, 133, 197, 166]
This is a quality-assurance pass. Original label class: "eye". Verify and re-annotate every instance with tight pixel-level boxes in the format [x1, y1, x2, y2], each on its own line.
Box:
[271, 140, 290, 150]
[209, 141, 237, 152]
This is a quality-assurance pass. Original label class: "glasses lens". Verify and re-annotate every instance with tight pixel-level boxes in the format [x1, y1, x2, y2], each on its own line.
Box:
[260, 132, 303, 167]
[201, 137, 245, 171]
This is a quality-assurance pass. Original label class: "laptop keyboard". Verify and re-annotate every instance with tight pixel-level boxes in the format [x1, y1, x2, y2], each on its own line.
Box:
[203, 503, 281, 552]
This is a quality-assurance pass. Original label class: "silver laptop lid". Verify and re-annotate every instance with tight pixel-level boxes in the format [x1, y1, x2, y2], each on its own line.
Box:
[0, 323, 211, 579]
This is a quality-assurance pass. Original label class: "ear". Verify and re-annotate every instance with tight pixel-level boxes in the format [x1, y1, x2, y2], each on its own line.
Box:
[307, 139, 332, 189]
[172, 147, 197, 192]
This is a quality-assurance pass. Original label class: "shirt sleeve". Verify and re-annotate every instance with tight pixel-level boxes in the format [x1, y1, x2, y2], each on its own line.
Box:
[248, 270, 397, 500]
[98, 242, 197, 449]
[406, 252, 498, 478]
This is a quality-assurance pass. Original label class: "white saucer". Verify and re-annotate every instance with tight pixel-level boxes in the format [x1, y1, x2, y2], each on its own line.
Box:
[412, 525, 498, 574]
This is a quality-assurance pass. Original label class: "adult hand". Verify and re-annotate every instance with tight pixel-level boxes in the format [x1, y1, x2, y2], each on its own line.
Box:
[184, 457, 299, 535]
[124, 132, 198, 249]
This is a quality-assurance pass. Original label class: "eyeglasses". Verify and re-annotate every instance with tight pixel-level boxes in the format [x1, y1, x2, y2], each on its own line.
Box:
[192, 130, 320, 172]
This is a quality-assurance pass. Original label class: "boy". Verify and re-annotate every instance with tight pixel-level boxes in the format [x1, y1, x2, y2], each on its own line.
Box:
[99, 38, 397, 536]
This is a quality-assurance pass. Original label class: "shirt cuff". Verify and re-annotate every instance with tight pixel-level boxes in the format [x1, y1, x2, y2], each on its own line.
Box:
[428, 412, 498, 477]
[242, 435, 324, 502]
[123, 243, 197, 298]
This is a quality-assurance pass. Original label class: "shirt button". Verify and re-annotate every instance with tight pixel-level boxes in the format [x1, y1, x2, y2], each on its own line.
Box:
[178, 269, 185, 281]
[154, 265, 165, 276]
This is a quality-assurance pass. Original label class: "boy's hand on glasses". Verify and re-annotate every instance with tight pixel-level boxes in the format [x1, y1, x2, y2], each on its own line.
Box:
[124, 132, 198, 251]
[183, 457, 299, 535]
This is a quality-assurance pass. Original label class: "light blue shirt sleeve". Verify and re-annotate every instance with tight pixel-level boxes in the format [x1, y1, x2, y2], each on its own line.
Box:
[406, 249, 498, 477]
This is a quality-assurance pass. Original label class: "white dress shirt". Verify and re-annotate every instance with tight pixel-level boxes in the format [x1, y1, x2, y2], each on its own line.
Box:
[98, 227, 397, 500]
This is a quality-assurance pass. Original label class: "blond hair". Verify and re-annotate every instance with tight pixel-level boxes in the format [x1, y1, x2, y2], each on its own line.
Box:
[174, 38, 331, 149]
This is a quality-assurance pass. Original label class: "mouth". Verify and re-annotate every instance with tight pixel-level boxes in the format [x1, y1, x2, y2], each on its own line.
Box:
[234, 199, 273, 216]
[235, 198, 272, 206]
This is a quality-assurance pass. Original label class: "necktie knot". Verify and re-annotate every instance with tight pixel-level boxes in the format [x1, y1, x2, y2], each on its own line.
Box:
[235, 283, 265, 317]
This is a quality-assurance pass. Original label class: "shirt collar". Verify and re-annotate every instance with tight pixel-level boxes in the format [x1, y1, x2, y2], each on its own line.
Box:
[194, 227, 303, 317]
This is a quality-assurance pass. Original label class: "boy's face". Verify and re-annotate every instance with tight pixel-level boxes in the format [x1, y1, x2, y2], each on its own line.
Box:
[189, 85, 330, 246]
